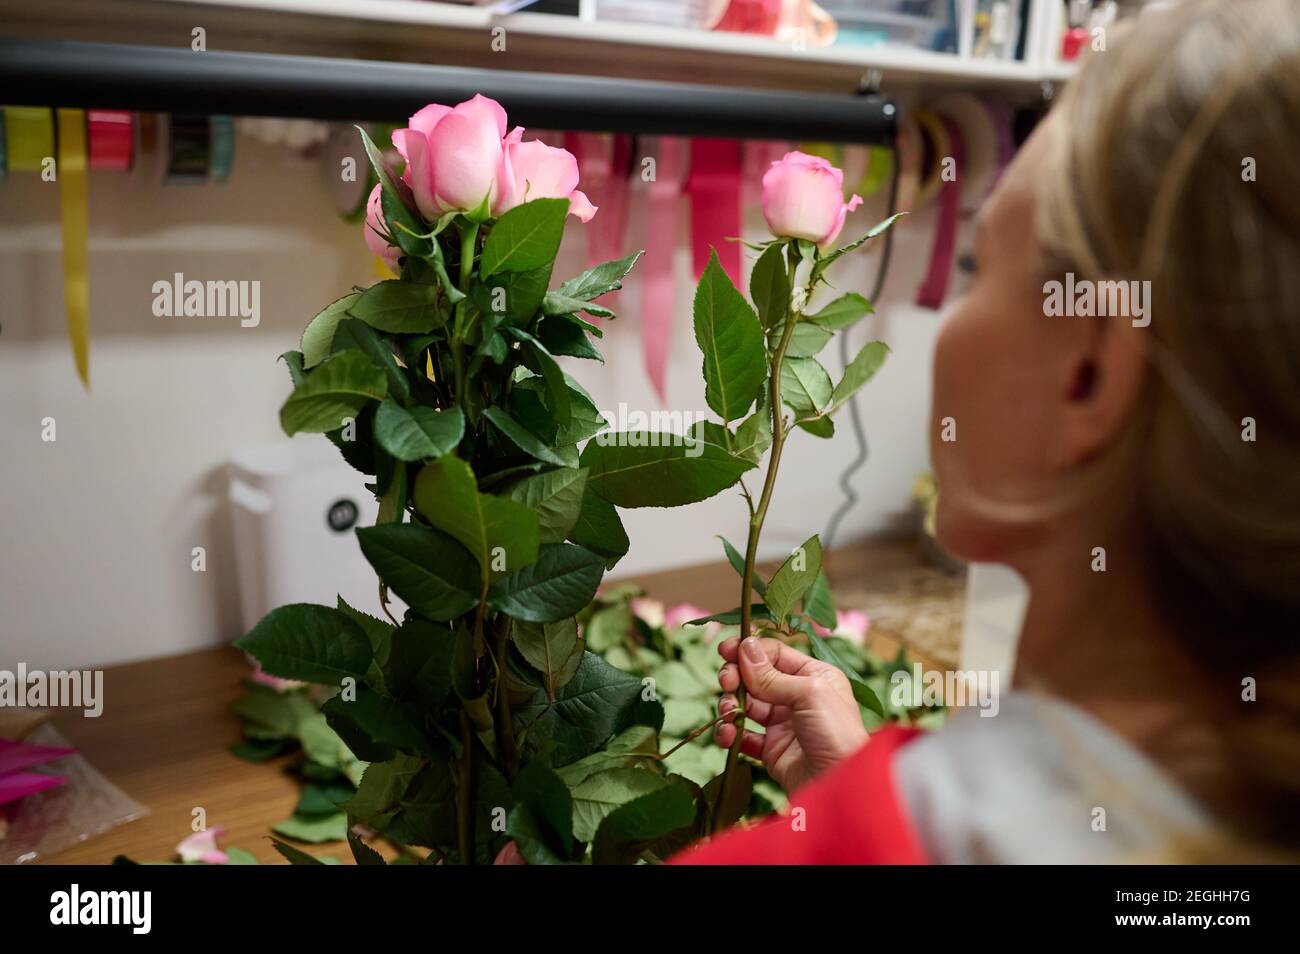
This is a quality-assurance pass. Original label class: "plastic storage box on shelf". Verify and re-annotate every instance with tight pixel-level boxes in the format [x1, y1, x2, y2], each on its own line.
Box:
[593, 0, 713, 27]
[227, 440, 401, 634]
[820, 0, 955, 51]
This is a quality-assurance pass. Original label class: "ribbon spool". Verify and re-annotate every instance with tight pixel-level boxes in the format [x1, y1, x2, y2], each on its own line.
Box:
[165, 114, 211, 183]
[209, 115, 235, 182]
[87, 110, 135, 171]
[3, 106, 54, 173]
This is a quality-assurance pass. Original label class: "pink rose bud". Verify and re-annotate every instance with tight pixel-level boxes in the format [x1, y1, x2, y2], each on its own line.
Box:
[363, 184, 401, 267]
[394, 94, 507, 219]
[760, 151, 863, 247]
[493, 128, 597, 222]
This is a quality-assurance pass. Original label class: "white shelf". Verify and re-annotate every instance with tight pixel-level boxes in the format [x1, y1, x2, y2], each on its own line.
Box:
[0, 0, 1073, 96]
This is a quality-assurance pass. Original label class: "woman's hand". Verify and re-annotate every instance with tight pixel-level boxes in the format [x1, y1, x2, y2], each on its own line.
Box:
[716, 636, 869, 793]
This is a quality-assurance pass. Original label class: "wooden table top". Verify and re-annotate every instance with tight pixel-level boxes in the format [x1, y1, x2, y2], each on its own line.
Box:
[28, 538, 960, 864]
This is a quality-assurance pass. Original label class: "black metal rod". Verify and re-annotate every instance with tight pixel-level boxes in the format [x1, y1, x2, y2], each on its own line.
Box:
[0, 38, 896, 144]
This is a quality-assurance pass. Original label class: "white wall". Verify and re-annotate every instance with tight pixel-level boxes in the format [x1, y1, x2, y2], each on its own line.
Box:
[0, 132, 946, 670]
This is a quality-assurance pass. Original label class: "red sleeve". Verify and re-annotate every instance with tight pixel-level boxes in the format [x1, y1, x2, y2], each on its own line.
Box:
[670, 725, 931, 865]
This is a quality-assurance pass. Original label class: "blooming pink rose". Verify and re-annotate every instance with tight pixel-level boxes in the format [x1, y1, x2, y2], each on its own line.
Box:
[493, 128, 597, 222]
[393, 94, 507, 219]
[629, 597, 665, 630]
[363, 184, 401, 267]
[761, 151, 863, 247]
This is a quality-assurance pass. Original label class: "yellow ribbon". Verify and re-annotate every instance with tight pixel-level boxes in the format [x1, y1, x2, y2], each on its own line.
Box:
[57, 108, 90, 388]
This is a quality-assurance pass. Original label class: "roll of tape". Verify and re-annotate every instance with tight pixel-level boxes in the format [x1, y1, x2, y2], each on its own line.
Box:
[4, 106, 55, 173]
[87, 110, 134, 171]
[166, 114, 210, 184]
[209, 115, 235, 181]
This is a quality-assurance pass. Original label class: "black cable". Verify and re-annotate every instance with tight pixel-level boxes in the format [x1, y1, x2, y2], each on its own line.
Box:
[822, 138, 902, 552]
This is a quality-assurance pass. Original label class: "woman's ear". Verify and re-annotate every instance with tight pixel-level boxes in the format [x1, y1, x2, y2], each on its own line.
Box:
[1051, 301, 1150, 470]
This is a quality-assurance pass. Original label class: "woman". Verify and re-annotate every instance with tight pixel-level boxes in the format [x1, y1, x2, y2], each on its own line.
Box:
[676, 0, 1300, 863]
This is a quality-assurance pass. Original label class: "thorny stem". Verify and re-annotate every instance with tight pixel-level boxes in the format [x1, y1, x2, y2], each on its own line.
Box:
[713, 247, 805, 832]
[658, 711, 743, 761]
[492, 616, 519, 780]
[457, 710, 476, 865]
[451, 221, 479, 408]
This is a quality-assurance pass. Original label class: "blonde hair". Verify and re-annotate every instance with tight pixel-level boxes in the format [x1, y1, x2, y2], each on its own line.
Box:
[1037, 0, 1300, 849]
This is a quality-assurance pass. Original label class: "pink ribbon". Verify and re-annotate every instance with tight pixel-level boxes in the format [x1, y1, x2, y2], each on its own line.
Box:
[686, 138, 743, 286]
[642, 137, 688, 403]
[915, 115, 965, 310]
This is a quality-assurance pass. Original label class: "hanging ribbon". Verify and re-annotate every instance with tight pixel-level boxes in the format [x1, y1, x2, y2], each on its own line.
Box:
[685, 138, 743, 285]
[86, 110, 134, 171]
[911, 109, 952, 212]
[642, 136, 688, 404]
[914, 114, 965, 310]
[57, 108, 91, 388]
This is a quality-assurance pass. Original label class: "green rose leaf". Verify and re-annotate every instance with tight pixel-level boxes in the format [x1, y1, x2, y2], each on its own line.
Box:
[537, 313, 604, 362]
[513, 617, 579, 684]
[826, 340, 889, 416]
[487, 542, 605, 623]
[556, 250, 644, 301]
[280, 350, 387, 436]
[472, 263, 551, 327]
[483, 406, 569, 467]
[784, 322, 833, 358]
[330, 317, 412, 406]
[720, 535, 766, 597]
[321, 686, 430, 761]
[571, 768, 669, 843]
[301, 292, 361, 369]
[374, 400, 464, 462]
[272, 812, 348, 845]
[480, 197, 569, 277]
[808, 292, 872, 331]
[802, 569, 837, 630]
[779, 356, 832, 418]
[504, 467, 587, 543]
[541, 292, 614, 319]
[349, 279, 443, 334]
[413, 455, 540, 581]
[812, 212, 906, 283]
[235, 603, 373, 686]
[750, 242, 790, 332]
[513, 652, 656, 765]
[567, 485, 630, 569]
[807, 630, 884, 716]
[580, 434, 754, 508]
[765, 534, 823, 624]
[732, 410, 773, 464]
[355, 523, 480, 620]
[511, 761, 574, 859]
[591, 780, 696, 865]
[694, 250, 767, 422]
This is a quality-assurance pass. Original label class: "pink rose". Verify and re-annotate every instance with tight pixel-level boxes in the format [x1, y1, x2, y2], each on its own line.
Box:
[811, 609, 871, 646]
[363, 184, 401, 267]
[761, 151, 863, 247]
[629, 597, 665, 629]
[394, 94, 507, 219]
[493, 128, 597, 222]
